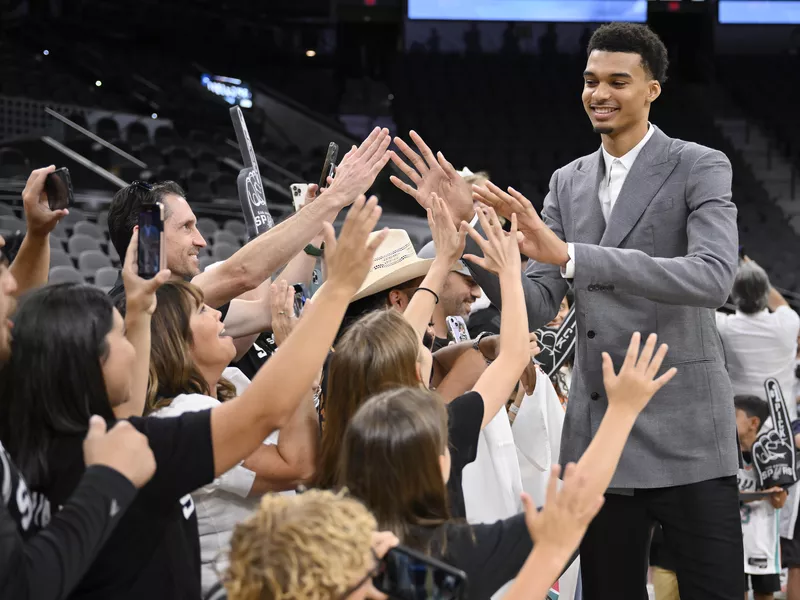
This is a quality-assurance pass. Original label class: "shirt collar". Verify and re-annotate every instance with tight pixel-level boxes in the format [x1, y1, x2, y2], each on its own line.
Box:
[601, 122, 655, 174]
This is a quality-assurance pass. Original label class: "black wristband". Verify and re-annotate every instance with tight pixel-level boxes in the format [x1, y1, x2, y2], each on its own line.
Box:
[415, 287, 439, 304]
[304, 243, 324, 257]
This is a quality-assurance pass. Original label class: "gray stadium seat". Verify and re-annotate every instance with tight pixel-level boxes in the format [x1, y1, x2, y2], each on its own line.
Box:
[0, 216, 24, 234]
[78, 250, 112, 277]
[49, 236, 64, 250]
[223, 219, 247, 239]
[196, 217, 219, 239]
[94, 266, 119, 292]
[212, 242, 238, 261]
[199, 255, 216, 272]
[51, 223, 69, 242]
[73, 220, 104, 239]
[0, 204, 15, 217]
[61, 207, 87, 227]
[212, 230, 239, 248]
[67, 234, 102, 258]
[49, 248, 73, 268]
[95, 211, 109, 230]
[49, 266, 84, 284]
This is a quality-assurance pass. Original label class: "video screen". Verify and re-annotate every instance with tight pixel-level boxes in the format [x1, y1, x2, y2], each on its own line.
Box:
[200, 74, 253, 108]
[719, 1, 800, 24]
[407, 0, 647, 23]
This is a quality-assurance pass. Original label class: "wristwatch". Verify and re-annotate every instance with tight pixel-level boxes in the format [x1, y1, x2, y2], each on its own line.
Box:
[472, 331, 494, 364]
[304, 243, 323, 257]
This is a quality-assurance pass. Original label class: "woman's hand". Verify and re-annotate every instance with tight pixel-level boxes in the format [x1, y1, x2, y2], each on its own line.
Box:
[122, 227, 171, 316]
[270, 280, 298, 347]
[462, 208, 522, 277]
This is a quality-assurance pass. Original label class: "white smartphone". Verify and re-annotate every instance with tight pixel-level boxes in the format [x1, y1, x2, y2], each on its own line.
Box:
[290, 183, 309, 212]
[446, 316, 471, 343]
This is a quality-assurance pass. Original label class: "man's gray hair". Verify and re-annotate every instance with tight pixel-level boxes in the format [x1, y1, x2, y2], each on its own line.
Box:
[732, 261, 770, 314]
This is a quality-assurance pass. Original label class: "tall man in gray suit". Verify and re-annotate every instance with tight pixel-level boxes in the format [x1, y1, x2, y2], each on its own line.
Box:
[390, 22, 742, 600]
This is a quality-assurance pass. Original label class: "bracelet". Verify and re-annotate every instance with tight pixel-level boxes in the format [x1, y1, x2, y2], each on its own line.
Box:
[414, 287, 439, 304]
[472, 331, 493, 364]
[304, 243, 324, 257]
[509, 404, 520, 415]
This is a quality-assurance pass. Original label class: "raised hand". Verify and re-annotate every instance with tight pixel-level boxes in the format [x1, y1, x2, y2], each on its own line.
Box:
[473, 181, 569, 267]
[83, 415, 156, 489]
[389, 131, 474, 225]
[462, 207, 522, 276]
[602, 332, 677, 418]
[270, 279, 298, 347]
[427, 192, 467, 267]
[122, 227, 171, 316]
[522, 463, 605, 563]
[322, 195, 387, 297]
[326, 128, 392, 207]
[21, 166, 68, 237]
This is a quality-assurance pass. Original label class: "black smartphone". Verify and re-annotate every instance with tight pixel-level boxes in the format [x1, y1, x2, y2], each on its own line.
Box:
[292, 283, 307, 317]
[372, 545, 467, 600]
[44, 167, 74, 211]
[318, 142, 339, 190]
[137, 203, 165, 279]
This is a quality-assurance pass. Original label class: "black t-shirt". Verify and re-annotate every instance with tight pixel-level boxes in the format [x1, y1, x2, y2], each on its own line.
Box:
[233, 332, 277, 380]
[410, 514, 532, 600]
[446, 392, 484, 519]
[467, 305, 501, 339]
[34, 410, 215, 600]
[0, 443, 52, 539]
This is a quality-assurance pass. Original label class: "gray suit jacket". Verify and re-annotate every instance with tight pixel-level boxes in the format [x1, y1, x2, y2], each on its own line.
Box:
[466, 125, 740, 488]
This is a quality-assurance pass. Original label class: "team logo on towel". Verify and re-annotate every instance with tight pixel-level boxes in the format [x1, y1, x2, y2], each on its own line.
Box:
[534, 307, 577, 377]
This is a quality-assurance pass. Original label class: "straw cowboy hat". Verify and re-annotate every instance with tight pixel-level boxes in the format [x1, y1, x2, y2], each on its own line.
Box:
[349, 229, 433, 302]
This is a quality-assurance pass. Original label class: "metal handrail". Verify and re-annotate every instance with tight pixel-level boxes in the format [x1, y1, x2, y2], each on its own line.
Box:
[41, 136, 128, 188]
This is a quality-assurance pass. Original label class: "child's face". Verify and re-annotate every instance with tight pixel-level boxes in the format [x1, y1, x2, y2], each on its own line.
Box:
[735, 408, 760, 445]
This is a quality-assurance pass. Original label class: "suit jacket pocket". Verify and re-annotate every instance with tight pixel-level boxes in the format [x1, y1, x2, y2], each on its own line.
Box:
[647, 197, 675, 215]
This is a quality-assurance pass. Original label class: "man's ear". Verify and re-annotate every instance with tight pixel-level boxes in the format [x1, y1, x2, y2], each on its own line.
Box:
[647, 80, 661, 104]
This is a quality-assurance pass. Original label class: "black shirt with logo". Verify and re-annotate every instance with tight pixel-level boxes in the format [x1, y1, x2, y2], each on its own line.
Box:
[30, 410, 215, 600]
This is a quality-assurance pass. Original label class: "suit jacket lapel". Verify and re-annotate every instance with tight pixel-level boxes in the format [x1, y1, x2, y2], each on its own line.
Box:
[573, 149, 606, 246]
[599, 127, 678, 249]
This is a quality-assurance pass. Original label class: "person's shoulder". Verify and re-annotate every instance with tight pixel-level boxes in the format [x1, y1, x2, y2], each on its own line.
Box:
[664, 135, 729, 169]
[448, 391, 484, 414]
[559, 149, 600, 176]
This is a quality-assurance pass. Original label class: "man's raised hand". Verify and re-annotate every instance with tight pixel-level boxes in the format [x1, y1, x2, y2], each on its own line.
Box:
[462, 207, 522, 277]
[21, 166, 68, 237]
[473, 181, 569, 267]
[389, 131, 474, 225]
[122, 227, 171, 316]
[427, 192, 467, 267]
[325, 128, 392, 206]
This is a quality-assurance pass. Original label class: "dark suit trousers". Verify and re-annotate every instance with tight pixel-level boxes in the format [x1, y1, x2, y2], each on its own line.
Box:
[579, 476, 743, 600]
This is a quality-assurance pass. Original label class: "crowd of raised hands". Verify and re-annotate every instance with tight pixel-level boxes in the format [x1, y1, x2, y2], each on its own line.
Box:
[0, 127, 676, 600]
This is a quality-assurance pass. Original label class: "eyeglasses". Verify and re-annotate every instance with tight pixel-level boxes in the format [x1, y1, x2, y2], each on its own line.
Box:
[339, 550, 382, 600]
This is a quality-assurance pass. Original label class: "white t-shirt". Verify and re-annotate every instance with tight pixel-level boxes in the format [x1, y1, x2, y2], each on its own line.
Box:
[739, 455, 782, 575]
[716, 306, 800, 419]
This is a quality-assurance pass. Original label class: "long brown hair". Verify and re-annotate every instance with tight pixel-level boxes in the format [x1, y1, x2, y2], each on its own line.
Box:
[146, 280, 236, 414]
[338, 387, 451, 546]
[315, 309, 422, 489]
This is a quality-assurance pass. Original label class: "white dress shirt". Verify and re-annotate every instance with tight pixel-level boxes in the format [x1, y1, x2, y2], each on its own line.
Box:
[561, 123, 656, 278]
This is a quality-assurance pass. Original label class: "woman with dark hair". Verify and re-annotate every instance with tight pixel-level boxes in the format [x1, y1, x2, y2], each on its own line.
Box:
[340, 330, 677, 599]
[146, 278, 318, 593]
[0, 197, 386, 599]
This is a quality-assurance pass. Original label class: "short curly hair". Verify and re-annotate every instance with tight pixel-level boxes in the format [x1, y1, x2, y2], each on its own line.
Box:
[587, 23, 669, 84]
[224, 490, 377, 600]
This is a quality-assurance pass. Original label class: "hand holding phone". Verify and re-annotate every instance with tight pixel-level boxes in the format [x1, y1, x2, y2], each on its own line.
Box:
[137, 203, 166, 279]
[44, 167, 74, 211]
[20, 166, 70, 237]
[318, 142, 339, 190]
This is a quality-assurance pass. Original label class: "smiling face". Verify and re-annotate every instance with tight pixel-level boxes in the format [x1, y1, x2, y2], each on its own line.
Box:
[163, 194, 207, 278]
[189, 303, 236, 372]
[582, 50, 660, 137]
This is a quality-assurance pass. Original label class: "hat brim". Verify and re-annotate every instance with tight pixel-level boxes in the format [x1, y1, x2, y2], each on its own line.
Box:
[316, 257, 433, 304]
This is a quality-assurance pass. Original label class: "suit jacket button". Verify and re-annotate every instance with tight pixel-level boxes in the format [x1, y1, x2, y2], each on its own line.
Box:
[591, 392, 599, 401]
[588, 284, 596, 291]
[587, 330, 596, 339]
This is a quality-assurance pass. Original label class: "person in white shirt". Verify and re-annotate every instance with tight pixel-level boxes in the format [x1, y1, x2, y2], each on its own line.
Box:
[716, 259, 800, 418]
[145, 279, 319, 593]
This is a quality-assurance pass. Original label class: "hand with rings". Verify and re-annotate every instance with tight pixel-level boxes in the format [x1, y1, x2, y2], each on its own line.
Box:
[270, 280, 298, 347]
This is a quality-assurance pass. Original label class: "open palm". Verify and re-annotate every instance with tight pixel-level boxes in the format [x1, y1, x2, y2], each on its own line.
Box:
[389, 131, 474, 225]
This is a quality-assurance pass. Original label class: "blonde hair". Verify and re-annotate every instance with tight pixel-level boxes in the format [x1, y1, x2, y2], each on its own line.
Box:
[225, 490, 377, 600]
[462, 170, 490, 187]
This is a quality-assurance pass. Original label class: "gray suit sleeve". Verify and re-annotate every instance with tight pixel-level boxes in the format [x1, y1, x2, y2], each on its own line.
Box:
[465, 171, 569, 331]
[572, 150, 738, 308]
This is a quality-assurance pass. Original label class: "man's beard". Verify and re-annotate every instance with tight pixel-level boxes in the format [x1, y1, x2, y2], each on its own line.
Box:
[593, 125, 614, 135]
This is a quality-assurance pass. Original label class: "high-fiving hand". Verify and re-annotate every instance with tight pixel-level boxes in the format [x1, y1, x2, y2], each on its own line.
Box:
[462, 207, 522, 277]
[472, 181, 569, 267]
[326, 128, 392, 207]
[602, 332, 677, 418]
[389, 131, 474, 226]
[427, 192, 467, 268]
